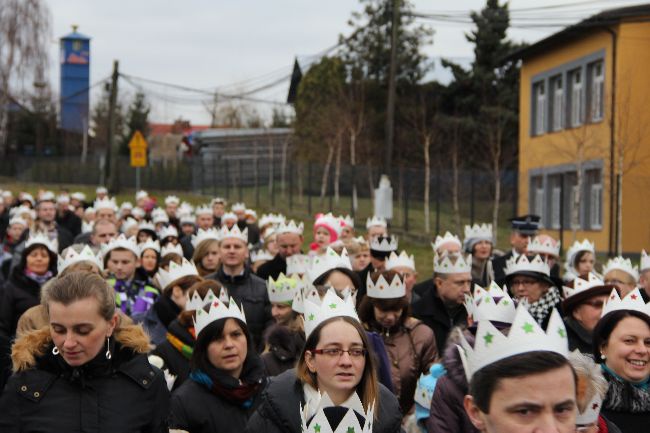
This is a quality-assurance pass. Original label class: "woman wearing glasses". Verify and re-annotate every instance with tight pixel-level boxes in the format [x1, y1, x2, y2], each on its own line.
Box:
[247, 289, 401, 433]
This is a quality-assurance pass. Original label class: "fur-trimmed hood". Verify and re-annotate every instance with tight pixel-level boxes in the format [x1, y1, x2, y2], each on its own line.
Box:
[441, 327, 473, 391]
[11, 317, 152, 373]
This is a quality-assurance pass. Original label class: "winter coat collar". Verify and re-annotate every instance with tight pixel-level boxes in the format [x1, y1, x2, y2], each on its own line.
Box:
[215, 266, 251, 285]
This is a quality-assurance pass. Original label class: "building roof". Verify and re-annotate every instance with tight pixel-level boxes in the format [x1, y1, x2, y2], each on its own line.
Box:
[508, 4, 650, 61]
[193, 128, 292, 140]
[149, 123, 211, 136]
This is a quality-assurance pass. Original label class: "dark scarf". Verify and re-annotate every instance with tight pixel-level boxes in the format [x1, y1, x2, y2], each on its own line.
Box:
[602, 365, 650, 413]
[527, 286, 562, 325]
[166, 319, 196, 360]
[153, 295, 181, 329]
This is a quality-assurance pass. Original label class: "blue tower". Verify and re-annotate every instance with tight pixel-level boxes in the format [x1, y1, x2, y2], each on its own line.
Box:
[60, 25, 90, 134]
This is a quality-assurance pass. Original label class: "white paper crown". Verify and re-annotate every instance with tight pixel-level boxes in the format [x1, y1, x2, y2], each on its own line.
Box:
[8, 216, 27, 227]
[102, 234, 140, 258]
[464, 282, 517, 324]
[308, 247, 352, 284]
[563, 272, 607, 301]
[24, 232, 58, 253]
[195, 205, 212, 216]
[314, 213, 343, 236]
[259, 213, 286, 228]
[211, 197, 226, 205]
[464, 223, 493, 242]
[179, 214, 195, 225]
[152, 209, 169, 224]
[385, 251, 415, 272]
[158, 225, 179, 240]
[164, 195, 180, 206]
[601, 288, 650, 317]
[39, 191, 55, 202]
[432, 231, 462, 252]
[96, 186, 108, 194]
[156, 258, 199, 290]
[433, 253, 472, 274]
[267, 273, 301, 304]
[369, 235, 398, 252]
[179, 201, 194, 214]
[641, 250, 650, 272]
[367, 273, 405, 299]
[340, 215, 354, 229]
[70, 192, 86, 201]
[287, 254, 311, 275]
[231, 202, 246, 212]
[527, 236, 561, 257]
[566, 239, 595, 267]
[251, 249, 274, 263]
[291, 275, 316, 314]
[185, 288, 229, 312]
[58, 245, 103, 273]
[276, 220, 304, 236]
[138, 239, 161, 254]
[138, 221, 156, 233]
[458, 304, 569, 380]
[94, 197, 118, 212]
[135, 190, 148, 201]
[119, 201, 133, 211]
[300, 392, 374, 433]
[56, 194, 69, 204]
[505, 254, 550, 277]
[576, 393, 603, 425]
[366, 215, 387, 229]
[131, 207, 145, 219]
[603, 256, 639, 282]
[221, 212, 238, 222]
[194, 296, 246, 336]
[414, 372, 435, 410]
[303, 288, 359, 338]
[160, 243, 183, 257]
[121, 218, 138, 233]
[191, 228, 220, 248]
[219, 224, 248, 242]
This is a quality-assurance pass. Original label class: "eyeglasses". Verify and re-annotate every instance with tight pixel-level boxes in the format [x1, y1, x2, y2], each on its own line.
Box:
[312, 348, 367, 358]
[510, 279, 538, 287]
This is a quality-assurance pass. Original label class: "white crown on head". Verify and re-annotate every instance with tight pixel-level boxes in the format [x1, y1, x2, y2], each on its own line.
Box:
[432, 231, 462, 252]
[563, 272, 607, 301]
[81, 221, 94, 233]
[152, 209, 169, 225]
[505, 254, 550, 277]
[464, 223, 493, 242]
[121, 218, 138, 233]
[8, 216, 27, 227]
[71, 192, 86, 201]
[25, 232, 58, 253]
[131, 207, 145, 219]
[93, 197, 118, 212]
[601, 288, 650, 317]
[211, 197, 226, 205]
[527, 236, 561, 258]
[565, 239, 595, 267]
[366, 215, 387, 229]
[251, 249, 274, 263]
[58, 245, 103, 273]
[231, 202, 246, 212]
[641, 250, 650, 272]
[259, 213, 286, 228]
[291, 275, 316, 314]
[96, 186, 108, 194]
[304, 288, 359, 338]
[367, 273, 405, 299]
[308, 247, 352, 284]
[458, 304, 569, 380]
[156, 258, 199, 291]
[56, 194, 69, 204]
[185, 288, 229, 312]
[195, 205, 212, 216]
[314, 213, 343, 235]
[138, 239, 161, 254]
[194, 296, 246, 336]
[119, 201, 133, 211]
[464, 282, 517, 324]
[340, 215, 354, 229]
[191, 228, 220, 248]
[385, 251, 415, 272]
[135, 190, 148, 201]
[603, 256, 639, 282]
[164, 195, 180, 206]
[219, 224, 248, 242]
[267, 273, 301, 304]
[158, 225, 179, 240]
[179, 202, 194, 214]
[221, 212, 238, 222]
[369, 235, 398, 252]
[276, 220, 304, 236]
[138, 221, 156, 233]
[160, 243, 183, 257]
[434, 253, 472, 274]
[287, 254, 311, 275]
[102, 234, 139, 258]
[300, 392, 374, 433]
[179, 214, 195, 225]
[39, 191, 55, 202]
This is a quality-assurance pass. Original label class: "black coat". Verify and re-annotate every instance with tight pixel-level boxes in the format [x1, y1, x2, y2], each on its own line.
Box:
[179, 235, 194, 260]
[56, 211, 82, 237]
[261, 324, 305, 377]
[246, 369, 401, 433]
[0, 326, 170, 433]
[150, 319, 193, 390]
[0, 268, 49, 339]
[564, 316, 593, 355]
[491, 250, 513, 287]
[256, 253, 286, 280]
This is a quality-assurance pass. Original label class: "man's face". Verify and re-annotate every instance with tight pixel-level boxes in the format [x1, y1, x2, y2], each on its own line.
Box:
[511, 231, 531, 254]
[366, 225, 387, 240]
[234, 210, 246, 221]
[437, 242, 461, 256]
[181, 223, 195, 236]
[212, 203, 225, 217]
[277, 233, 302, 258]
[219, 238, 248, 268]
[435, 272, 472, 305]
[96, 208, 117, 223]
[165, 203, 178, 217]
[7, 223, 26, 241]
[107, 249, 139, 280]
[465, 365, 577, 433]
[37, 201, 56, 223]
[197, 214, 213, 230]
[91, 222, 118, 245]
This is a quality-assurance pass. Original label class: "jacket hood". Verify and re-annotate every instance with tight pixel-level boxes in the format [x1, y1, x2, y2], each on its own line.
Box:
[264, 325, 305, 362]
[442, 327, 472, 391]
[11, 316, 151, 372]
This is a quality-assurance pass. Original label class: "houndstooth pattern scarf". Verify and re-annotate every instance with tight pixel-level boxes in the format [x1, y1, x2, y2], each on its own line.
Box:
[527, 286, 562, 324]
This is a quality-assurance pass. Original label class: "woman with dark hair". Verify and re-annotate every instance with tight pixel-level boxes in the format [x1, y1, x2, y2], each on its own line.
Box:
[247, 289, 401, 433]
[169, 296, 267, 433]
[358, 271, 436, 417]
[592, 289, 650, 433]
[463, 223, 494, 287]
[137, 239, 160, 281]
[564, 239, 598, 283]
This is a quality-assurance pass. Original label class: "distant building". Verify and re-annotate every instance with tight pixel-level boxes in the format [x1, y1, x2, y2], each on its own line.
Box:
[148, 120, 210, 161]
[60, 26, 90, 135]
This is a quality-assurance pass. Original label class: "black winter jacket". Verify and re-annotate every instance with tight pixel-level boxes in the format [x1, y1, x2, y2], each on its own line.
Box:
[0, 268, 51, 339]
[150, 318, 194, 390]
[261, 324, 305, 377]
[256, 253, 287, 281]
[246, 369, 401, 433]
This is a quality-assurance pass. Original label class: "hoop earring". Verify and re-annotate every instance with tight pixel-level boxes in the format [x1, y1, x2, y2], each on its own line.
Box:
[105, 337, 112, 360]
[52, 346, 59, 355]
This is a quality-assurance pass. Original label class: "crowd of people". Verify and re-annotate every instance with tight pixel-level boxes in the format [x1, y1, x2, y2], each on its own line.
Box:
[0, 186, 648, 433]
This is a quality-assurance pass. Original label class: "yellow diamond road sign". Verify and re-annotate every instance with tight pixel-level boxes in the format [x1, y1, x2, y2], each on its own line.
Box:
[128, 131, 147, 167]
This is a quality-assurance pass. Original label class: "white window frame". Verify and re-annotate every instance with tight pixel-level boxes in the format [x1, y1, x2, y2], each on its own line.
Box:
[590, 183, 602, 229]
[535, 82, 546, 135]
[571, 69, 584, 127]
[552, 76, 564, 131]
[591, 62, 604, 121]
[551, 185, 561, 229]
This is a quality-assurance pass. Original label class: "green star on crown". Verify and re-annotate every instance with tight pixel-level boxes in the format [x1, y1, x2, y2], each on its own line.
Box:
[347, 427, 355, 433]
[314, 424, 321, 433]
[558, 328, 566, 338]
[308, 314, 315, 321]
[483, 332, 494, 346]
[329, 303, 337, 309]
[522, 322, 535, 334]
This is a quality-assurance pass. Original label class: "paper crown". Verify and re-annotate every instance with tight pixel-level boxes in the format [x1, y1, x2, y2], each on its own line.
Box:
[70, 192, 86, 201]
[303, 288, 359, 337]
[464, 223, 493, 241]
[563, 272, 607, 301]
[119, 201, 133, 211]
[158, 225, 179, 240]
[152, 210, 169, 225]
[267, 273, 301, 304]
[81, 221, 94, 233]
[458, 304, 569, 380]
[160, 243, 183, 257]
[276, 220, 304, 236]
[164, 195, 180, 206]
[251, 249, 274, 263]
[527, 236, 561, 258]
[94, 197, 118, 212]
[366, 216, 387, 229]
[245, 209, 257, 219]
[231, 202, 246, 212]
[366, 273, 405, 299]
[642, 250, 650, 272]
[221, 212, 238, 222]
[131, 207, 145, 219]
[505, 254, 550, 277]
[58, 245, 103, 273]
[314, 213, 343, 236]
[135, 190, 148, 201]
[8, 216, 27, 227]
[156, 258, 199, 291]
[138, 239, 161, 254]
[308, 247, 352, 284]
[259, 213, 286, 228]
[340, 215, 354, 229]
[56, 194, 69, 204]
[192, 228, 220, 248]
[195, 205, 212, 216]
[194, 296, 246, 336]
[185, 288, 229, 312]
[369, 235, 398, 252]
[102, 234, 140, 258]
[287, 254, 311, 275]
[211, 197, 226, 205]
[219, 224, 248, 242]
[576, 392, 603, 425]
[121, 218, 138, 233]
[601, 288, 650, 317]
[38, 191, 55, 202]
[138, 221, 156, 233]
[464, 282, 517, 324]
[432, 231, 462, 252]
[433, 253, 472, 274]
[96, 186, 108, 194]
[179, 201, 193, 214]
[24, 232, 58, 253]
[179, 214, 196, 225]
[603, 256, 639, 282]
[385, 251, 415, 272]
[300, 392, 374, 433]
[566, 239, 595, 266]
[291, 275, 318, 314]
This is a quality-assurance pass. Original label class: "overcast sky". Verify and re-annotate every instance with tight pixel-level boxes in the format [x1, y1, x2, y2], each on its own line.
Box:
[45, 0, 644, 125]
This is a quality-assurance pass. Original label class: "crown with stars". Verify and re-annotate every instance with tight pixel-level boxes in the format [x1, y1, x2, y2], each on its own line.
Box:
[135, 190, 148, 201]
[432, 231, 462, 252]
[366, 273, 405, 299]
[433, 253, 472, 274]
[152, 209, 169, 224]
[458, 304, 569, 380]
[160, 243, 183, 257]
[219, 224, 248, 242]
[138, 221, 156, 233]
[505, 254, 550, 277]
[601, 288, 650, 317]
[566, 239, 595, 266]
[156, 258, 199, 291]
[25, 232, 58, 253]
[158, 225, 179, 240]
[251, 249, 274, 263]
[267, 273, 301, 304]
[603, 256, 639, 282]
[563, 272, 608, 301]
[185, 288, 229, 312]
[413, 364, 446, 411]
[93, 196, 118, 212]
[101, 234, 139, 258]
[369, 235, 398, 253]
[568, 350, 605, 425]
[385, 251, 415, 272]
[527, 236, 561, 258]
[366, 216, 387, 229]
[464, 282, 517, 324]
[301, 392, 374, 433]
[191, 228, 220, 248]
[340, 215, 354, 229]
[121, 217, 138, 234]
[303, 288, 359, 338]
[287, 254, 311, 275]
[58, 245, 103, 273]
[292, 278, 321, 314]
[194, 296, 246, 336]
[308, 247, 352, 284]
[276, 219, 304, 236]
[138, 239, 161, 255]
[464, 223, 493, 242]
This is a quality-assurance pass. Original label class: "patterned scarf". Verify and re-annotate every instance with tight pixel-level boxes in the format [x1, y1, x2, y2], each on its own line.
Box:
[602, 365, 650, 412]
[527, 286, 562, 324]
[167, 328, 195, 360]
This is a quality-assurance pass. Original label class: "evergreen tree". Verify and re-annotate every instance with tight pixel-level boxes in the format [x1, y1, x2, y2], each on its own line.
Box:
[121, 92, 150, 155]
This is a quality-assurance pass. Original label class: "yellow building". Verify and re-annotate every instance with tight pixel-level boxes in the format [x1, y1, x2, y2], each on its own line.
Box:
[513, 4, 650, 255]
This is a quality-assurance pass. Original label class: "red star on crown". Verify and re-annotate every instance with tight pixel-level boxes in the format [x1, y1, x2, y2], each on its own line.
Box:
[212, 301, 219, 308]
[592, 402, 599, 410]
[631, 294, 638, 300]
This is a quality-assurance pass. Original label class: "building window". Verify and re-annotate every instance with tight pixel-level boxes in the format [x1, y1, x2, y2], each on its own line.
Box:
[547, 175, 562, 229]
[569, 68, 584, 127]
[530, 176, 544, 223]
[533, 81, 546, 135]
[550, 75, 564, 131]
[588, 61, 604, 121]
[585, 168, 602, 229]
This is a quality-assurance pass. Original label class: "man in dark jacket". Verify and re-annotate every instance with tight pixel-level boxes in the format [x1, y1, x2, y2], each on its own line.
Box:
[256, 220, 304, 280]
[491, 214, 540, 286]
[55, 195, 82, 237]
[34, 196, 73, 253]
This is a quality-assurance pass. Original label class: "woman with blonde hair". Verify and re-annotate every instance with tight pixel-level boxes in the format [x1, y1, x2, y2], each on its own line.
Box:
[192, 238, 220, 277]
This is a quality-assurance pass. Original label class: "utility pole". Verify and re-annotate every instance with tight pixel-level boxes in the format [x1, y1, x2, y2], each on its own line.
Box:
[383, 0, 400, 176]
[106, 60, 120, 193]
